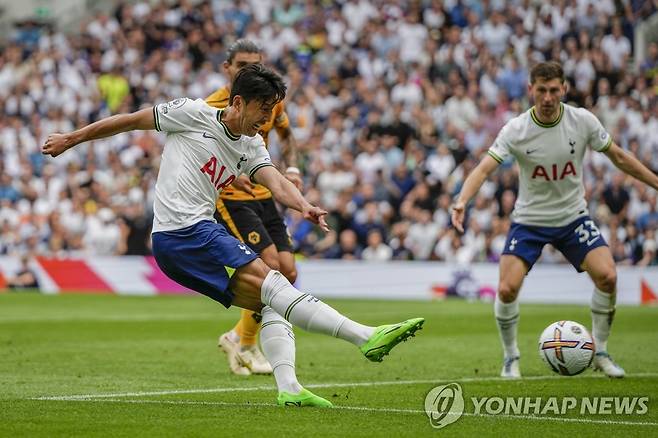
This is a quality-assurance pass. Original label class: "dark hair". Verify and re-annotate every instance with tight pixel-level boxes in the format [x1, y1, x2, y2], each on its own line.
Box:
[530, 61, 565, 84]
[230, 64, 287, 106]
[226, 39, 261, 63]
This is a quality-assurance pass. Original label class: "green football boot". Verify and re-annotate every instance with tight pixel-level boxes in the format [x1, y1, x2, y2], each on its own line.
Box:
[360, 318, 425, 362]
[277, 388, 333, 407]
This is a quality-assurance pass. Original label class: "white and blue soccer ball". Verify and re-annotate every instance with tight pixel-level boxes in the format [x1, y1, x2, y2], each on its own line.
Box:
[538, 320, 595, 376]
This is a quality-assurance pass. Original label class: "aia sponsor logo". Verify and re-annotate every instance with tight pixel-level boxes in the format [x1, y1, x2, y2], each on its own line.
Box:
[531, 161, 576, 181]
[200, 156, 236, 190]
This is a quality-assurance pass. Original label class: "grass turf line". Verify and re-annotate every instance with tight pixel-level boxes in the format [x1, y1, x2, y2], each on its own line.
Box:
[1, 294, 657, 437]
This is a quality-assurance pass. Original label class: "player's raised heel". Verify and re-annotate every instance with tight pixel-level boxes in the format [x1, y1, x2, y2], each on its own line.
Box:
[500, 356, 521, 378]
[360, 317, 425, 362]
[277, 388, 333, 407]
[592, 352, 625, 378]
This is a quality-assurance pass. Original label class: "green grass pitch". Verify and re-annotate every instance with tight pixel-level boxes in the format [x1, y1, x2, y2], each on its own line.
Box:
[1, 293, 657, 437]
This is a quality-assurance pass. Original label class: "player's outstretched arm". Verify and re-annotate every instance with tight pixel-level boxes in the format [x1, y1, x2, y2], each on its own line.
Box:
[451, 154, 500, 233]
[604, 142, 658, 191]
[42, 108, 156, 157]
[253, 165, 329, 231]
[277, 124, 303, 190]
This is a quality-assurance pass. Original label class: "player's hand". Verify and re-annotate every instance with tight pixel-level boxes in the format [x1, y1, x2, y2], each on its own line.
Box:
[303, 205, 330, 232]
[285, 171, 303, 191]
[233, 175, 255, 196]
[451, 201, 466, 233]
[42, 133, 71, 157]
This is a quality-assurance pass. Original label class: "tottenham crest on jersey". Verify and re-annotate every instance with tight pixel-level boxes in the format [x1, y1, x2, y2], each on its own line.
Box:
[237, 155, 248, 170]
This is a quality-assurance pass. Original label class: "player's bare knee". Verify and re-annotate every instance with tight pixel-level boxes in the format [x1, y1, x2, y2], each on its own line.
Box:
[239, 257, 272, 280]
[595, 269, 617, 293]
[254, 258, 273, 279]
[232, 292, 265, 313]
[498, 284, 519, 303]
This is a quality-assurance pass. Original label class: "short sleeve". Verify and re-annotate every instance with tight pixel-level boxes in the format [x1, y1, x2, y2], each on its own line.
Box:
[488, 122, 513, 163]
[153, 98, 206, 133]
[582, 109, 612, 152]
[246, 136, 275, 181]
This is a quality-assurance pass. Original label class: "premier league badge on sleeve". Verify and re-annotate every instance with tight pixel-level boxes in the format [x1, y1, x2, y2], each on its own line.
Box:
[167, 98, 187, 109]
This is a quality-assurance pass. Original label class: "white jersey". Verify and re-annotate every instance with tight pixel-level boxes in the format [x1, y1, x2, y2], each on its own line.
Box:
[151, 98, 273, 233]
[488, 103, 612, 227]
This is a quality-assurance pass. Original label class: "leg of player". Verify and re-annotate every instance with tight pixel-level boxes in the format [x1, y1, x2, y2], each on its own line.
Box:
[581, 246, 625, 378]
[231, 258, 424, 358]
[277, 251, 298, 284]
[260, 250, 304, 404]
[230, 258, 424, 406]
[222, 245, 281, 376]
[259, 305, 332, 407]
[496, 255, 528, 378]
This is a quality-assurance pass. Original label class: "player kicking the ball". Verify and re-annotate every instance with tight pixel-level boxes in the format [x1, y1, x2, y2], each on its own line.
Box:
[206, 40, 302, 377]
[42, 64, 424, 407]
[451, 62, 658, 379]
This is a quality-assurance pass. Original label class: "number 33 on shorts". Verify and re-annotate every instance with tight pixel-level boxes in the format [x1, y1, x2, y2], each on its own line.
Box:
[574, 220, 601, 246]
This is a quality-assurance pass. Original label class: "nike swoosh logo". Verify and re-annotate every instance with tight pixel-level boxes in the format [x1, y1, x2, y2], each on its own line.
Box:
[526, 148, 539, 154]
[202, 132, 218, 141]
[587, 236, 600, 246]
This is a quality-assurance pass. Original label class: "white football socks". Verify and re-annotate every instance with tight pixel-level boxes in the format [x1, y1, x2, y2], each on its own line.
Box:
[495, 294, 520, 359]
[260, 270, 374, 346]
[591, 287, 615, 352]
[259, 306, 302, 394]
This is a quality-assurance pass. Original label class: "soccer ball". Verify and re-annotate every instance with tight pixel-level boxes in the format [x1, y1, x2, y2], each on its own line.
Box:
[538, 320, 595, 376]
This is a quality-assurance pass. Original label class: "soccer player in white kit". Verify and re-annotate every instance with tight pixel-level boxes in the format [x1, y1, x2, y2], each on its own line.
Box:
[42, 64, 424, 406]
[451, 62, 658, 378]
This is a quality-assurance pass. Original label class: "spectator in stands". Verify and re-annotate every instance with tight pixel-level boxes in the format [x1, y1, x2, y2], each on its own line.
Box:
[640, 42, 658, 79]
[601, 20, 632, 71]
[603, 172, 631, 218]
[0, 174, 21, 203]
[7, 255, 39, 290]
[637, 194, 658, 232]
[325, 228, 363, 260]
[97, 64, 131, 113]
[497, 57, 527, 101]
[0, 0, 654, 267]
[638, 233, 658, 266]
[119, 201, 151, 255]
[362, 229, 393, 261]
[83, 208, 122, 255]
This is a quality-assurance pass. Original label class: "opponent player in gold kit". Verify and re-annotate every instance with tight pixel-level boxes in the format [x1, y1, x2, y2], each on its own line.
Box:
[206, 40, 302, 375]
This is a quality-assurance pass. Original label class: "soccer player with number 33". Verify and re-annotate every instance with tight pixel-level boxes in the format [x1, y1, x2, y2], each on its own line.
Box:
[451, 62, 658, 379]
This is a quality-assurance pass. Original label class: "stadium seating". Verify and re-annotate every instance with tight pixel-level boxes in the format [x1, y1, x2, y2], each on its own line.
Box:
[0, 0, 656, 267]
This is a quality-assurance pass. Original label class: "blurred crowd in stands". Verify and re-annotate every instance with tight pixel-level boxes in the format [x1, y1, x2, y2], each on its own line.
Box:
[1, 0, 658, 266]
